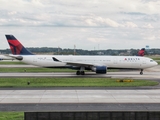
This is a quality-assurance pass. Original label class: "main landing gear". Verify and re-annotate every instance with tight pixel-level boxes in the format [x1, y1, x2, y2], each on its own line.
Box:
[76, 67, 85, 75]
[140, 69, 143, 75]
[76, 70, 85, 75]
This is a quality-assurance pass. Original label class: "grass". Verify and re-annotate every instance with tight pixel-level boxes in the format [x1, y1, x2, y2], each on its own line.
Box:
[0, 78, 158, 87]
[153, 58, 160, 60]
[149, 56, 160, 64]
[157, 61, 160, 65]
[150, 57, 160, 60]
[0, 112, 24, 120]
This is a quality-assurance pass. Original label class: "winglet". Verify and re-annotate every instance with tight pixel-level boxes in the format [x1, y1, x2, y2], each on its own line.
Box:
[5, 35, 33, 55]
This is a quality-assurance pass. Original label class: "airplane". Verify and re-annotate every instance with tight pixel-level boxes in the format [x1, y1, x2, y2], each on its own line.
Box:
[5, 35, 158, 75]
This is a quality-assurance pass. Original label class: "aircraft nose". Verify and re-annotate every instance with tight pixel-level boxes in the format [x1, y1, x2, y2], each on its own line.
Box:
[154, 61, 158, 66]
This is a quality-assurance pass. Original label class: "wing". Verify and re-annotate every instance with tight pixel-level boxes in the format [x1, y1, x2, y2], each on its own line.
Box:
[52, 57, 105, 67]
[66, 61, 105, 67]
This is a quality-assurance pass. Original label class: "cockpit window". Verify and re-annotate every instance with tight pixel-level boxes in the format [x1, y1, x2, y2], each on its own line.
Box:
[150, 60, 153, 62]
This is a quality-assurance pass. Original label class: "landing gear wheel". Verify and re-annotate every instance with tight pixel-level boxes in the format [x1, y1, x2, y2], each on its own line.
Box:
[81, 71, 85, 75]
[76, 71, 85, 75]
[140, 71, 143, 75]
[76, 71, 80, 75]
[140, 69, 143, 75]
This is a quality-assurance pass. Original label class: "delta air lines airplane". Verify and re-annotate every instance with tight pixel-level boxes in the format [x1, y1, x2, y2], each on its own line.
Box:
[5, 35, 158, 75]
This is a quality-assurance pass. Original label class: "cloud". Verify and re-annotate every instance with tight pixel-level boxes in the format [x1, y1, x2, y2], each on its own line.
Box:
[0, 0, 160, 49]
[84, 16, 121, 27]
[125, 22, 138, 28]
[84, 16, 139, 28]
[145, 35, 156, 40]
[87, 38, 106, 43]
[141, 0, 159, 3]
[143, 23, 154, 28]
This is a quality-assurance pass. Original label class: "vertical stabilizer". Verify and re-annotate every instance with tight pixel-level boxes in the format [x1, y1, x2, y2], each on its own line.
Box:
[5, 35, 33, 55]
[138, 48, 145, 56]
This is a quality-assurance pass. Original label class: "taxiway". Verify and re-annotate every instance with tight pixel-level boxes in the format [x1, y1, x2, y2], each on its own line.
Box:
[0, 71, 160, 80]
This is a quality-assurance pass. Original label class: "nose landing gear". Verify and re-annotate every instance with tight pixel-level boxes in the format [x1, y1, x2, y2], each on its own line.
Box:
[140, 69, 143, 75]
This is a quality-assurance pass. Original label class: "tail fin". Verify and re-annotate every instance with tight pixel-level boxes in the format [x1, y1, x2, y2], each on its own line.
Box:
[138, 48, 145, 56]
[5, 35, 33, 55]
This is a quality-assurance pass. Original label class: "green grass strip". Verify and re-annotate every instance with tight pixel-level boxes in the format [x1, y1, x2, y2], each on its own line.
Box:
[157, 61, 160, 65]
[0, 78, 158, 87]
[0, 112, 24, 120]
[151, 57, 160, 60]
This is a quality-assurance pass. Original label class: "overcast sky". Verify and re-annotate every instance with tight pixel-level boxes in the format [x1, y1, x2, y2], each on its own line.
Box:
[0, 0, 160, 50]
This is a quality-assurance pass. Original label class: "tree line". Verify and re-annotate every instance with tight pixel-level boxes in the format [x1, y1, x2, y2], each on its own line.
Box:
[0, 47, 160, 56]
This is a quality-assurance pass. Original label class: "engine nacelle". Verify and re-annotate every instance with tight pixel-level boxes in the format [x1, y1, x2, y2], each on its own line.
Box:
[92, 66, 107, 74]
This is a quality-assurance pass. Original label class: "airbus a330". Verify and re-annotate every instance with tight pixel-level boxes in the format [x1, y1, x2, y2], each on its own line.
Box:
[5, 35, 158, 75]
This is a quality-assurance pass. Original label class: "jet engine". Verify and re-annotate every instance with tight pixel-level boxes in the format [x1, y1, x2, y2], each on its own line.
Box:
[91, 66, 107, 74]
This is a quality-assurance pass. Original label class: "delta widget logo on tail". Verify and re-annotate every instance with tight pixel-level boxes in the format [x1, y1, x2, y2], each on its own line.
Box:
[5, 35, 33, 55]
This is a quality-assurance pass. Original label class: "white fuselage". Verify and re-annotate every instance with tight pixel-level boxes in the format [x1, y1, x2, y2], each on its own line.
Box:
[14, 55, 158, 69]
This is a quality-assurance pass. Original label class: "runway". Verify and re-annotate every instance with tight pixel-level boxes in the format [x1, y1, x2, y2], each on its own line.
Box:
[0, 89, 160, 104]
[1, 88, 160, 111]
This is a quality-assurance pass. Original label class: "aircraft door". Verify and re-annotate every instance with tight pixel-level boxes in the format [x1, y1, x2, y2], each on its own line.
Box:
[33, 56, 37, 62]
[70, 56, 73, 62]
[140, 58, 146, 67]
[113, 58, 118, 64]
[142, 59, 146, 64]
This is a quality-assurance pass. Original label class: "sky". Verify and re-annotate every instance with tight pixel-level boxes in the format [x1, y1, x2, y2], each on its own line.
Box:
[0, 0, 160, 50]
